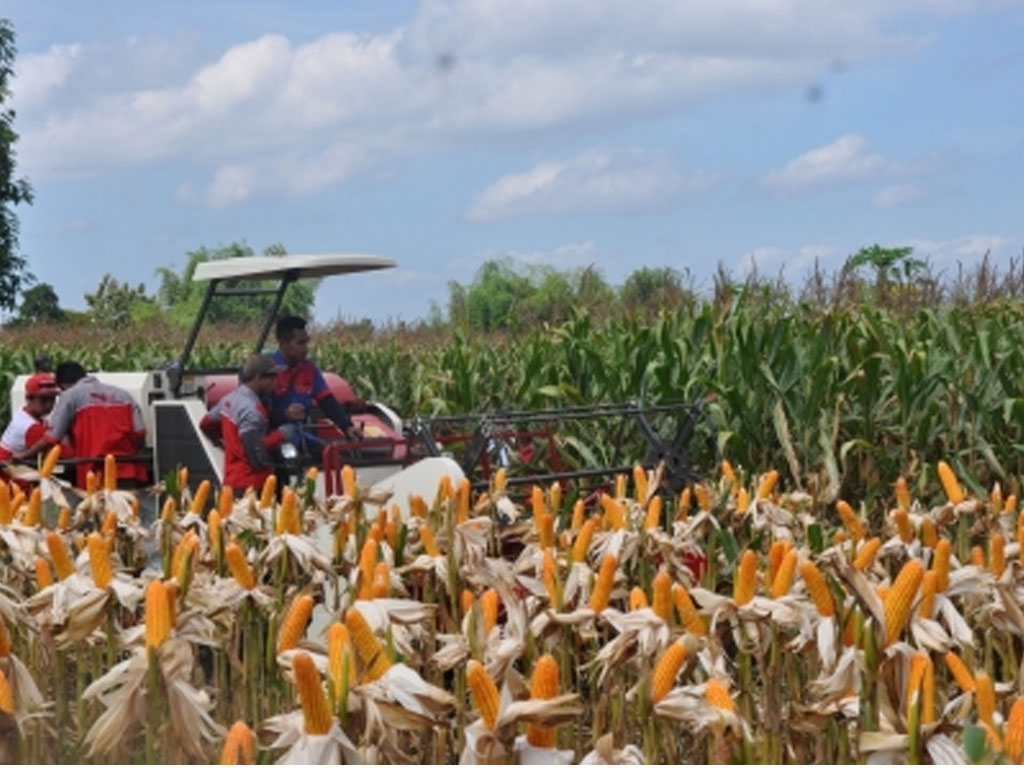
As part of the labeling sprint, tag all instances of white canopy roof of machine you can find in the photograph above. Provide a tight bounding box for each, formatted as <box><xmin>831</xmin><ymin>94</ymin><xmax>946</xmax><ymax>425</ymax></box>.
<box><xmin>192</xmin><ymin>254</ymin><xmax>396</xmax><ymax>282</ymax></box>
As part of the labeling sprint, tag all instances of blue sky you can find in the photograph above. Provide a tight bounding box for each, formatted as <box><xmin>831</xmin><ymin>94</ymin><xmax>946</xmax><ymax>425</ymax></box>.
<box><xmin>4</xmin><ymin>0</ymin><xmax>1023</xmax><ymax>325</ymax></box>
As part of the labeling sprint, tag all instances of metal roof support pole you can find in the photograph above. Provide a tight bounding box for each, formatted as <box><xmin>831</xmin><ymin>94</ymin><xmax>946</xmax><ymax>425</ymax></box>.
<box><xmin>253</xmin><ymin>270</ymin><xmax>297</xmax><ymax>354</ymax></box>
<box><xmin>176</xmin><ymin>279</ymin><xmax>219</xmax><ymax>393</ymax></box>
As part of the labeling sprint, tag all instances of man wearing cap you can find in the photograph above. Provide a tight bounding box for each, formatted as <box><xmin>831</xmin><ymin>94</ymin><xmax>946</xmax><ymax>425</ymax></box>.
<box><xmin>27</xmin><ymin>362</ymin><xmax>149</xmax><ymax>489</ymax></box>
<box><xmin>0</xmin><ymin>373</ymin><xmax>60</xmax><ymax>462</ymax></box>
<box><xmin>200</xmin><ymin>354</ymin><xmax>297</xmax><ymax>492</ymax></box>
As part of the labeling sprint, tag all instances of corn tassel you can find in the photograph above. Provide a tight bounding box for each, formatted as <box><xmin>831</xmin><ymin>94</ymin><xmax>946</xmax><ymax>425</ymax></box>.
<box><xmin>526</xmin><ymin>654</ymin><xmax>559</xmax><ymax>747</ymax></box>
<box><xmin>918</xmin><ymin>570</ymin><xmax>937</xmax><ymax>619</ymax></box>
<box><xmin>220</xmin><ymin>720</ymin><xmax>256</xmax><ymax>765</ymax></box>
<box><xmin>467</xmin><ymin>660</ymin><xmax>500</xmax><ymax>731</ymax></box>
<box><xmin>328</xmin><ymin>622</ymin><xmax>356</xmax><ymax>703</ymax></box>
<box><xmin>259</xmin><ymin>474</ymin><xmax>277</xmax><ymax>508</ymax></box>
<box><xmin>800</xmin><ymin>560</ymin><xmax>834</xmax><ymax>617</ymax></box>
<box><xmin>629</xmin><ymin>587</ymin><xmax>648</xmax><ymax>611</ymax></box>
<box><xmin>225</xmin><ymin>541</ymin><xmax>255</xmax><ymax>590</ymax></box>
<box><xmin>145</xmin><ymin>579</ymin><xmax>172</xmax><ymax>649</ymax></box>
<box><xmin>35</xmin><ymin>556</ymin><xmax>53</xmax><ymax>590</ymax></box>
<box><xmin>651</xmin><ymin>640</ymin><xmax>687</xmax><ymax>704</ymax></box>
<box><xmin>937</xmin><ymin>461</ymin><xmax>964</xmax><ymax>504</ymax></box>
<box><xmin>571</xmin><ymin>518</ymin><xmax>596</xmax><ymax>563</ymax></box>
<box><xmin>590</xmin><ymin>554</ymin><xmax>617</xmax><ymax>613</ymax></box>
<box><xmin>883</xmin><ymin>559</ymin><xmax>924</xmax><ymax>646</ymax></box>
<box><xmin>87</xmin><ymin>531</ymin><xmax>113</xmax><ymax>590</ymax></box>
<box><xmin>481</xmin><ymin>588</ymin><xmax>500</xmax><ymax>634</ymax></box>
<box><xmin>39</xmin><ymin>443</ymin><xmax>62</xmax><ymax>479</ymax></box>
<box><xmin>345</xmin><ymin>607</ymin><xmax>391</xmax><ymax>681</ymax></box>
<box><xmin>705</xmin><ymin>679</ymin><xmax>735</xmax><ymax>712</ymax></box>
<box><xmin>0</xmin><ymin>669</ymin><xmax>12</xmax><ymax>713</ymax></box>
<box><xmin>278</xmin><ymin>594</ymin><xmax>314</xmax><ymax>653</ymax></box>
<box><xmin>933</xmin><ymin>538</ymin><xmax>951</xmax><ymax>592</ymax></box>
<box><xmin>944</xmin><ymin>651</ymin><xmax>976</xmax><ymax>693</ymax></box>
<box><xmin>46</xmin><ymin>531</ymin><xmax>74</xmax><ymax>580</ymax></box>
<box><xmin>293</xmin><ymin>651</ymin><xmax>332</xmax><ymax>735</ymax></box>
<box><xmin>853</xmin><ymin>537</ymin><xmax>882</xmax><ymax>571</ymax></box>
<box><xmin>733</xmin><ymin>549</ymin><xmax>757</xmax><ymax>606</ymax></box>
<box><xmin>757</xmin><ymin>469</ymin><xmax>779</xmax><ymax>500</ymax></box>
<box><xmin>672</xmin><ymin>583</ymin><xmax>707</xmax><ymax>636</ymax></box>
<box><xmin>771</xmin><ymin>549</ymin><xmax>798</xmax><ymax>598</ymax></box>
<box><xmin>1005</xmin><ymin>697</ymin><xmax>1024</xmax><ymax>763</ymax></box>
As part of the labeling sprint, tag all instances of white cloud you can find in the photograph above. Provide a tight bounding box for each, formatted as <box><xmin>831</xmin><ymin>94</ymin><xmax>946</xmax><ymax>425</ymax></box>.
<box><xmin>900</xmin><ymin>234</ymin><xmax>1009</xmax><ymax>263</ymax></box>
<box><xmin>873</xmin><ymin>184</ymin><xmax>926</xmax><ymax>208</ymax></box>
<box><xmin>13</xmin><ymin>43</ymin><xmax>82</xmax><ymax>108</ymax></box>
<box><xmin>763</xmin><ymin>134</ymin><xmax>899</xmax><ymax>192</ymax></box>
<box><xmin>466</xmin><ymin>150</ymin><xmax>693</xmax><ymax>221</ymax></box>
<box><xmin>736</xmin><ymin>244</ymin><xmax>843</xmax><ymax>277</ymax></box>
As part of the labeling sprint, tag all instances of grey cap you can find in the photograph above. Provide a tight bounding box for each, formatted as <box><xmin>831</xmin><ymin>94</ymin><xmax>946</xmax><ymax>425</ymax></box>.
<box><xmin>239</xmin><ymin>353</ymin><xmax>285</xmax><ymax>382</ymax></box>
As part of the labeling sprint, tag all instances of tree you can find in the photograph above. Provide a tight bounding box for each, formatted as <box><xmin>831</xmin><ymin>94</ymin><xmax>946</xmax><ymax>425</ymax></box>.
<box><xmin>10</xmin><ymin>282</ymin><xmax>64</xmax><ymax>326</ymax></box>
<box><xmin>620</xmin><ymin>267</ymin><xmax>692</xmax><ymax>312</ymax></box>
<box><xmin>155</xmin><ymin>242</ymin><xmax>318</xmax><ymax>327</ymax></box>
<box><xmin>85</xmin><ymin>275</ymin><xmax>153</xmax><ymax>328</ymax></box>
<box><xmin>0</xmin><ymin>18</ymin><xmax>34</xmax><ymax>312</ymax></box>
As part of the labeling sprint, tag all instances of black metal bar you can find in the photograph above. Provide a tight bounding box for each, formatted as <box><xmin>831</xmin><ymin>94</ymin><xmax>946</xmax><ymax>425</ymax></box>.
<box><xmin>254</xmin><ymin>270</ymin><xmax>296</xmax><ymax>354</ymax></box>
<box><xmin>177</xmin><ymin>280</ymin><xmax>219</xmax><ymax>391</ymax></box>
<box><xmin>425</xmin><ymin>402</ymin><xmax>689</xmax><ymax>426</ymax></box>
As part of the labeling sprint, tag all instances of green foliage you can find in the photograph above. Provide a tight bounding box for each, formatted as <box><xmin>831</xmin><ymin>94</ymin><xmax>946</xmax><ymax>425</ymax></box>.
<box><xmin>619</xmin><ymin>266</ymin><xmax>694</xmax><ymax>312</ymax></box>
<box><xmin>10</xmin><ymin>282</ymin><xmax>64</xmax><ymax>326</ymax></box>
<box><xmin>155</xmin><ymin>242</ymin><xmax>318</xmax><ymax>327</ymax></box>
<box><xmin>85</xmin><ymin>275</ymin><xmax>154</xmax><ymax>328</ymax></box>
<box><xmin>0</xmin><ymin>18</ymin><xmax>34</xmax><ymax>312</ymax></box>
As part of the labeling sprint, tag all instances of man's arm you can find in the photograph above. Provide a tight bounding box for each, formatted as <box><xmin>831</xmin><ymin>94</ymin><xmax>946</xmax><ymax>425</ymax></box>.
<box><xmin>309</xmin><ymin>364</ymin><xmax>360</xmax><ymax>438</ymax></box>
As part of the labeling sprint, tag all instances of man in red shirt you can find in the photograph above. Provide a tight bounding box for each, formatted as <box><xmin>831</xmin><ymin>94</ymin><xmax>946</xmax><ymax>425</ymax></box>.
<box><xmin>35</xmin><ymin>362</ymin><xmax>148</xmax><ymax>489</ymax></box>
<box><xmin>201</xmin><ymin>354</ymin><xmax>296</xmax><ymax>493</ymax></box>
<box><xmin>0</xmin><ymin>373</ymin><xmax>60</xmax><ymax>462</ymax></box>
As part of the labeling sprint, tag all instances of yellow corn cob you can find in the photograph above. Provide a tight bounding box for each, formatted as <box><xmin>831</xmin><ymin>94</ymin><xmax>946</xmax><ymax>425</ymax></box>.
<box><xmin>87</xmin><ymin>532</ymin><xmax>113</xmax><ymax>590</ymax></box>
<box><xmin>278</xmin><ymin>594</ymin><xmax>314</xmax><ymax>653</ymax></box>
<box><xmin>218</xmin><ymin>485</ymin><xmax>234</xmax><ymax>519</ymax></box>
<box><xmin>800</xmin><ymin>560</ymin><xmax>834</xmax><ymax>617</ymax></box>
<box><xmin>672</xmin><ymin>583</ymin><xmax>707</xmax><ymax>636</ymax></box>
<box><xmin>220</xmin><ymin>720</ymin><xmax>255</xmax><ymax>765</ymax></box>
<box><xmin>420</xmin><ymin>525</ymin><xmax>440</xmax><ymax>557</ymax></box>
<box><xmin>895</xmin><ymin>476</ymin><xmax>911</xmax><ymax>509</ymax></box>
<box><xmin>259</xmin><ymin>474</ymin><xmax>277</xmax><ymax>508</ymax></box>
<box><xmin>225</xmin><ymin>541</ymin><xmax>255</xmax><ymax>590</ymax></box>
<box><xmin>346</xmin><ymin>607</ymin><xmax>391</xmax><ymax>681</ymax></box>
<box><xmin>82</xmin><ymin>470</ymin><xmax>97</xmax><ymax>496</ymax></box>
<box><xmin>757</xmin><ymin>469</ymin><xmax>779</xmax><ymax>500</ymax></box>
<box><xmin>976</xmin><ymin>672</ymin><xmax>996</xmax><ymax>726</ymax></box>
<box><xmin>410</xmin><ymin>494</ymin><xmax>427</xmax><ymax>518</ymax></box>
<box><xmin>536</xmin><ymin>512</ymin><xmax>554</xmax><ymax>550</ymax></box>
<box><xmin>570</xmin><ymin>499</ymin><xmax>585</xmax><ymax>531</ymax></box>
<box><xmin>481</xmin><ymin>588</ymin><xmax>500</xmax><ymax>634</ymax></box>
<box><xmin>439</xmin><ymin>474</ymin><xmax>453</xmax><ymax>502</ymax></box>
<box><xmin>842</xmin><ymin>608</ymin><xmax>859</xmax><ymax>647</ymax></box>
<box><xmin>0</xmin><ymin>481</ymin><xmax>9</xmax><ymax>525</ymax></box>
<box><xmin>177</xmin><ymin>465</ymin><xmax>189</xmax><ymax>492</ymax></box>
<box><xmin>8</xmin><ymin>489</ymin><xmax>23</xmax><ymax>520</ymax></box>
<box><xmin>590</xmin><ymin>554</ymin><xmax>617</xmax><ymax>613</ymax></box>
<box><xmin>652</xmin><ymin>570</ymin><xmax>672</xmax><ymax>622</ymax></box>
<box><xmin>103</xmin><ymin>453</ymin><xmax>117</xmax><ymax>492</ymax></box>
<box><xmin>721</xmin><ymin>458</ymin><xmax>736</xmax><ymax>487</ymax></box>
<box><xmin>277</xmin><ymin>487</ymin><xmax>300</xmax><ymax>535</ymax></box>
<box><xmin>991</xmin><ymin>482</ymin><xmax>1003</xmax><ymax>515</ymax></box>
<box><xmin>101</xmin><ymin>510</ymin><xmax>117</xmax><ymax>537</ymax></box>
<box><xmin>367</xmin><ymin>522</ymin><xmax>384</xmax><ymax>544</ymax></box>
<box><xmin>24</xmin><ymin>487</ymin><xmax>41</xmax><ymax>527</ymax></box>
<box><xmin>456</xmin><ymin>477</ymin><xmax>470</xmax><ymax>524</ymax></box>
<box><xmin>531</xmin><ymin>485</ymin><xmax>546</xmax><ymax>519</ymax></box>
<box><xmin>35</xmin><ymin>556</ymin><xmax>53</xmax><ymax>590</ymax></box>
<box><xmin>54</xmin><ymin>506</ymin><xmax>69</xmax><ymax>530</ymax></box>
<box><xmin>944</xmin><ymin>651</ymin><xmax>976</xmax><ymax>693</ymax></box>
<box><xmin>46</xmin><ymin>531</ymin><xmax>74</xmax><ymax>581</ymax></box>
<box><xmin>341</xmin><ymin>465</ymin><xmax>356</xmax><ymax>498</ymax></box>
<box><xmin>651</xmin><ymin>640</ymin><xmax>687</xmax><ymax>704</ymax></box>
<box><xmin>0</xmin><ymin>668</ymin><xmax>12</xmax><ymax>713</ymax></box>
<box><xmin>694</xmin><ymin>483</ymin><xmax>711</xmax><ymax>511</ymax></box>
<box><xmin>208</xmin><ymin>509</ymin><xmax>222</xmax><ymax>558</ymax></box>
<box><xmin>906</xmin><ymin>652</ymin><xmax>927</xmax><ymax>723</ymax></box>
<box><xmin>571</xmin><ymin>518</ymin><xmax>596</xmax><ymax>563</ymax></box>
<box><xmin>629</xmin><ymin>586</ymin><xmax>648</xmax><ymax>611</ymax></box>
<box><xmin>933</xmin><ymin>538</ymin><xmax>951</xmax><ymax>591</ymax></box>
<box><xmin>293</xmin><ymin>651</ymin><xmax>332</xmax><ymax>735</ymax></box>
<box><xmin>327</xmin><ymin>622</ymin><xmax>356</xmax><ymax>703</ymax></box>
<box><xmin>171</xmin><ymin>530</ymin><xmax>198</xmax><ymax>584</ymax></box>
<box><xmin>1006</xmin><ymin>696</ymin><xmax>1024</xmax><ymax>763</ymax></box>
<box><xmin>918</xmin><ymin>570</ymin><xmax>937</xmax><ymax>619</ymax></box>
<box><xmin>191</xmin><ymin>478</ymin><xmax>211</xmax><ymax>516</ymax></box>
<box><xmin>145</xmin><ymin>579</ymin><xmax>171</xmax><ymax>649</ymax></box>
<box><xmin>676</xmin><ymin>487</ymin><xmax>691</xmax><ymax>520</ymax></box>
<box><xmin>705</xmin><ymin>679</ymin><xmax>735</xmax><ymax>711</ymax></box>
<box><xmin>372</xmin><ymin>562</ymin><xmax>390</xmax><ymax>599</ymax></box>
<box><xmin>921</xmin><ymin>517</ymin><xmax>938</xmax><ymax>548</ymax></box>
<box><xmin>467</xmin><ymin>659</ymin><xmax>500</xmax><ymax>731</ymax></box>
<box><xmin>853</xmin><ymin>537</ymin><xmax>882</xmax><ymax>571</ymax></box>
<box><xmin>736</xmin><ymin>487</ymin><xmax>750</xmax><ymax>513</ymax></box>
<box><xmin>600</xmin><ymin>494</ymin><xmax>626</xmax><ymax>531</ymax></box>
<box><xmin>614</xmin><ymin>473</ymin><xmax>626</xmax><ymax>499</ymax></box>
<box><xmin>733</xmin><ymin>549</ymin><xmax>757</xmax><ymax>606</ymax></box>
<box><xmin>526</xmin><ymin>654</ymin><xmax>559</xmax><ymax>747</ymax></box>
<box><xmin>385</xmin><ymin>519</ymin><xmax>398</xmax><ymax>550</ymax></box>
<box><xmin>771</xmin><ymin>549</ymin><xmax>798</xmax><ymax>598</ymax></box>
<box><xmin>836</xmin><ymin>500</ymin><xmax>864</xmax><ymax>541</ymax></box>
<box><xmin>165</xmin><ymin>582</ymin><xmax>177</xmax><ymax>628</ymax></box>
<box><xmin>937</xmin><ymin>461</ymin><xmax>964</xmax><ymax>504</ymax></box>
<box><xmin>161</xmin><ymin>497</ymin><xmax>176</xmax><ymax>525</ymax></box>
<box><xmin>542</xmin><ymin>549</ymin><xmax>558</xmax><ymax>607</ymax></box>
<box><xmin>971</xmin><ymin>545</ymin><xmax>985</xmax><ymax>567</ymax></box>
<box><xmin>461</xmin><ymin>589</ymin><xmax>474</xmax><ymax>617</ymax></box>
<box><xmin>357</xmin><ymin>539</ymin><xmax>377</xmax><ymax>601</ymax></box>
<box><xmin>767</xmin><ymin>540</ymin><xmax>787</xmax><ymax>586</ymax></box>
<box><xmin>893</xmin><ymin>507</ymin><xmax>913</xmax><ymax>543</ymax></box>
<box><xmin>493</xmin><ymin>467</ymin><xmax>507</xmax><ymax>493</ymax></box>
<box><xmin>633</xmin><ymin>465</ymin><xmax>648</xmax><ymax>503</ymax></box>
<box><xmin>40</xmin><ymin>443</ymin><xmax>62</xmax><ymax>479</ymax></box>
<box><xmin>644</xmin><ymin>495</ymin><xmax>663</xmax><ymax>530</ymax></box>
<box><xmin>883</xmin><ymin>559</ymin><xmax>924</xmax><ymax>646</ymax></box>
<box><xmin>1006</xmin><ymin>493</ymin><xmax>1018</xmax><ymax>514</ymax></box>
<box><xmin>991</xmin><ymin>533</ymin><xmax>1006</xmax><ymax>578</ymax></box>
<box><xmin>0</xmin><ymin>618</ymin><xmax>9</xmax><ymax>657</ymax></box>
<box><xmin>921</xmin><ymin>654</ymin><xmax>935</xmax><ymax>725</ymax></box>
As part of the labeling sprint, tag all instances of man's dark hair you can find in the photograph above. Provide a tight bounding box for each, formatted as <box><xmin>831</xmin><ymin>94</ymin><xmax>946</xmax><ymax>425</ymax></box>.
<box><xmin>55</xmin><ymin>361</ymin><xmax>87</xmax><ymax>386</ymax></box>
<box><xmin>275</xmin><ymin>315</ymin><xmax>307</xmax><ymax>343</ymax></box>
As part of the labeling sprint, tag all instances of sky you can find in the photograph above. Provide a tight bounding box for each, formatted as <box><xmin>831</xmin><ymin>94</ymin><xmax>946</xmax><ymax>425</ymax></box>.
<box><xmin>3</xmin><ymin>0</ymin><xmax>1023</xmax><ymax>326</ymax></box>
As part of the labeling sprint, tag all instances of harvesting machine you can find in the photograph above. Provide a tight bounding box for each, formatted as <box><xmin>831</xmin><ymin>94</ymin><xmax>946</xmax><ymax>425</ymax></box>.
<box><xmin>7</xmin><ymin>254</ymin><xmax>702</xmax><ymax>513</ymax></box>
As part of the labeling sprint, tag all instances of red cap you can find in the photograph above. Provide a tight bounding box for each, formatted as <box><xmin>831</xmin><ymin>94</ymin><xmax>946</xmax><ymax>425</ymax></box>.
<box><xmin>25</xmin><ymin>373</ymin><xmax>59</xmax><ymax>397</ymax></box>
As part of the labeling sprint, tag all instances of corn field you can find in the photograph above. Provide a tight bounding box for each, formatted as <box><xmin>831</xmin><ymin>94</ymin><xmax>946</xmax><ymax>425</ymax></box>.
<box><xmin>1</xmin><ymin>448</ymin><xmax>1024</xmax><ymax>763</ymax></box>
